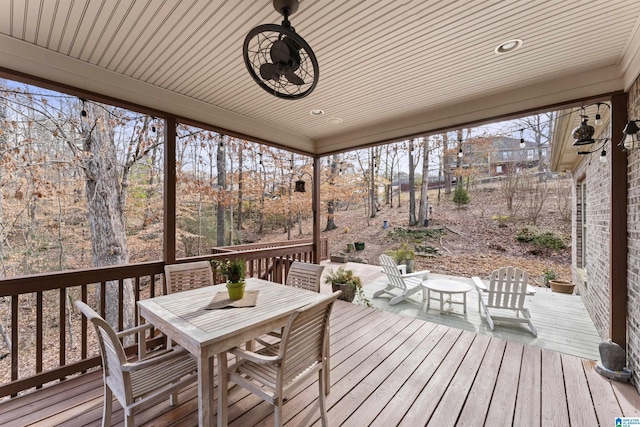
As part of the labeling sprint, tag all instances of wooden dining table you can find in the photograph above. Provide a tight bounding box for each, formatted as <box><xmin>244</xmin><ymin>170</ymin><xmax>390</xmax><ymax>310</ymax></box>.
<box><xmin>137</xmin><ymin>277</ymin><xmax>328</xmax><ymax>427</ymax></box>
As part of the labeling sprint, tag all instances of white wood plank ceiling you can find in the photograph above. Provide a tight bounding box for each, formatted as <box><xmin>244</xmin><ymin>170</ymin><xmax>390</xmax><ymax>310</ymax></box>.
<box><xmin>1</xmin><ymin>0</ymin><xmax>640</xmax><ymax>155</ymax></box>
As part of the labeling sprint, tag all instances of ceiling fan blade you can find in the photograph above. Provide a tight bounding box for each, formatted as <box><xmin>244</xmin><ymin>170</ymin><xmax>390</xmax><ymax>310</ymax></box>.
<box><xmin>260</xmin><ymin>63</ymin><xmax>281</xmax><ymax>81</ymax></box>
<box><xmin>270</xmin><ymin>40</ymin><xmax>290</xmax><ymax>64</ymax></box>
<box><xmin>284</xmin><ymin>71</ymin><xmax>304</xmax><ymax>85</ymax></box>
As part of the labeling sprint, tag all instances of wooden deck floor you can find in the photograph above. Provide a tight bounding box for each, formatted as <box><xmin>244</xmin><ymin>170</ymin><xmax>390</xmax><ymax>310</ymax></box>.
<box><xmin>1</xmin><ymin>300</ymin><xmax>638</xmax><ymax>426</ymax></box>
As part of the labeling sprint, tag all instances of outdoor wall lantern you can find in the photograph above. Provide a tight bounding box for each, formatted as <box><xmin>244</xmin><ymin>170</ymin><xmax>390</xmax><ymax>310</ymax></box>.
<box><xmin>294</xmin><ymin>171</ymin><xmax>313</xmax><ymax>193</ymax></box>
<box><xmin>572</xmin><ymin>115</ymin><xmax>595</xmax><ymax>146</ymax></box>
<box><xmin>620</xmin><ymin>120</ymin><xmax>640</xmax><ymax>151</ymax></box>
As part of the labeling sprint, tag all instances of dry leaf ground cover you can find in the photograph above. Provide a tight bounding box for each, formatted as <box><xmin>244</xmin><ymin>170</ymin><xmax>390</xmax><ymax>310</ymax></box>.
<box><xmin>313</xmin><ymin>185</ymin><xmax>572</xmax><ymax>284</ymax></box>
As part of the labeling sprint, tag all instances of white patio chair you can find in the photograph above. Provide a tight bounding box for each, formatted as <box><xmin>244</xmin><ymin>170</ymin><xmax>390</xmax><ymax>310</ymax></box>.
<box><xmin>164</xmin><ymin>260</ymin><xmax>214</xmax><ymax>294</ymax></box>
<box><xmin>374</xmin><ymin>254</ymin><xmax>430</xmax><ymax>305</ymax></box>
<box><xmin>75</xmin><ymin>301</ymin><xmax>197</xmax><ymax>427</ymax></box>
<box><xmin>222</xmin><ymin>291</ymin><xmax>341</xmax><ymax>427</ymax></box>
<box><xmin>285</xmin><ymin>261</ymin><xmax>325</xmax><ymax>292</ymax></box>
<box><xmin>471</xmin><ymin>266</ymin><xmax>537</xmax><ymax>336</ymax></box>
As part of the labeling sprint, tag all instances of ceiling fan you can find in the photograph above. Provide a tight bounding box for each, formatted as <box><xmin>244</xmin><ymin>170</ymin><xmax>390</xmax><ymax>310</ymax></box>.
<box><xmin>243</xmin><ymin>0</ymin><xmax>319</xmax><ymax>100</ymax></box>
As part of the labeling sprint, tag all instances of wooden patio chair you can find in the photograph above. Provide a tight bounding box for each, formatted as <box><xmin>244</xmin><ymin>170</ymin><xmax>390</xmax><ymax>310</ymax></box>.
<box><xmin>471</xmin><ymin>266</ymin><xmax>537</xmax><ymax>336</ymax></box>
<box><xmin>374</xmin><ymin>254</ymin><xmax>430</xmax><ymax>305</ymax></box>
<box><xmin>164</xmin><ymin>260</ymin><xmax>213</xmax><ymax>294</ymax></box>
<box><xmin>75</xmin><ymin>301</ymin><xmax>197</xmax><ymax>427</ymax></box>
<box><xmin>222</xmin><ymin>291</ymin><xmax>341</xmax><ymax>427</ymax></box>
<box><xmin>285</xmin><ymin>261</ymin><xmax>325</xmax><ymax>292</ymax></box>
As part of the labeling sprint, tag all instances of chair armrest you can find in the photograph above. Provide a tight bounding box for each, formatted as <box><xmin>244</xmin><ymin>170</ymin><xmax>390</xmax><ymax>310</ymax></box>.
<box><xmin>115</xmin><ymin>322</ymin><xmax>153</xmax><ymax>339</ymax></box>
<box><xmin>230</xmin><ymin>347</ymin><xmax>281</xmax><ymax>365</ymax></box>
<box><xmin>122</xmin><ymin>346</ymin><xmax>190</xmax><ymax>372</ymax></box>
<box><xmin>402</xmin><ymin>269</ymin><xmax>429</xmax><ymax>280</ymax></box>
<box><xmin>471</xmin><ymin>276</ymin><xmax>487</xmax><ymax>291</ymax></box>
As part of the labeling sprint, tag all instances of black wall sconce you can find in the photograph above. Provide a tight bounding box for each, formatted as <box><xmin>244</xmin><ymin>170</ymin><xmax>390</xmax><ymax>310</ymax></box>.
<box><xmin>621</xmin><ymin>120</ymin><xmax>640</xmax><ymax>151</ymax></box>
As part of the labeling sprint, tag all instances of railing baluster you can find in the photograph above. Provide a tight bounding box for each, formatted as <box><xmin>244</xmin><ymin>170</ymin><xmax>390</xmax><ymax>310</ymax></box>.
<box><xmin>134</xmin><ymin>276</ymin><xmax>140</xmax><ymax>326</ymax></box>
<box><xmin>100</xmin><ymin>281</ymin><xmax>106</xmax><ymax>319</ymax></box>
<box><xmin>59</xmin><ymin>288</ymin><xmax>66</xmax><ymax>379</ymax></box>
<box><xmin>11</xmin><ymin>295</ymin><xmax>18</xmax><ymax>394</ymax></box>
<box><xmin>118</xmin><ymin>279</ymin><xmax>124</xmax><ymax>332</ymax></box>
<box><xmin>36</xmin><ymin>291</ymin><xmax>43</xmax><ymax>387</ymax></box>
<box><xmin>81</xmin><ymin>285</ymin><xmax>87</xmax><ymax>361</ymax></box>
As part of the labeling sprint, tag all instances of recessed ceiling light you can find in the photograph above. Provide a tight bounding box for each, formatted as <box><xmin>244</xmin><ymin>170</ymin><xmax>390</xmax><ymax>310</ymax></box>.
<box><xmin>327</xmin><ymin>117</ymin><xmax>343</xmax><ymax>125</ymax></box>
<box><xmin>310</xmin><ymin>109</ymin><xmax>325</xmax><ymax>116</ymax></box>
<box><xmin>494</xmin><ymin>39</ymin><xmax>523</xmax><ymax>55</ymax></box>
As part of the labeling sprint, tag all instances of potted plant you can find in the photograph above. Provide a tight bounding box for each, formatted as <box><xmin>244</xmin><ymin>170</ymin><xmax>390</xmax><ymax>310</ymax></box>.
<box><xmin>212</xmin><ymin>258</ymin><xmax>246</xmax><ymax>300</ymax></box>
<box><xmin>388</xmin><ymin>244</ymin><xmax>415</xmax><ymax>273</ymax></box>
<box><xmin>542</xmin><ymin>267</ymin><xmax>575</xmax><ymax>294</ymax></box>
<box><xmin>324</xmin><ymin>266</ymin><xmax>371</xmax><ymax>307</ymax></box>
<box><xmin>541</xmin><ymin>268</ymin><xmax>558</xmax><ymax>288</ymax></box>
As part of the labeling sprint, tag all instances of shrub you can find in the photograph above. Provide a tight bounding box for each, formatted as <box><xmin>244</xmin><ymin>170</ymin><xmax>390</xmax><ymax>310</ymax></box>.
<box><xmin>533</xmin><ymin>232</ymin><xmax>566</xmax><ymax>249</ymax></box>
<box><xmin>453</xmin><ymin>185</ymin><xmax>470</xmax><ymax>207</ymax></box>
<box><xmin>516</xmin><ymin>228</ymin><xmax>566</xmax><ymax>250</ymax></box>
<box><xmin>387</xmin><ymin>244</ymin><xmax>415</xmax><ymax>264</ymax></box>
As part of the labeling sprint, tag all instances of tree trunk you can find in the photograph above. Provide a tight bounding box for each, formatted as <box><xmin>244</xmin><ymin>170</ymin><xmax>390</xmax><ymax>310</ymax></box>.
<box><xmin>408</xmin><ymin>139</ymin><xmax>417</xmax><ymax>225</ymax></box>
<box><xmin>324</xmin><ymin>155</ymin><xmax>339</xmax><ymax>231</ymax></box>
<box><xmin>287</xmin><ymin>152</ymin><xmax>294</xmax><ymax>240</ymax></box>
<box><xmin>370</xmin><ymin>147</ymin><xmax>377</xmax><ymax>219</ymax></box>
<box><xmin>418</xmin><ymin>138</ymin><xmax>430</xmax><ymax>224</ymax></box>
<box><xmin>236</xmin><ymin>143</ymin><xmax>243</xmax><ymax>241</ymax></box>
<box><xmin>216</xmin><ymin>136</ymin><xmax>227</xmax><ymax>246</ymax></box>
<box><xmin>81</xmin><ymin>104</ymin><xmax>133</xmax><ymax>329</ymax></box>
<box><xmin>443</xmin><ymin>133</ymin><xmax>452</xmax><ymax>195</ymax></box>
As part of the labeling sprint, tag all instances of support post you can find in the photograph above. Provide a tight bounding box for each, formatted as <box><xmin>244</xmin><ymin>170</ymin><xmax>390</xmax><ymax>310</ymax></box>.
<box><xmin>610</xmin><ymin>92</ymin><xmax>628</xmax><ymax>348</ymax></box>
<box><xmin>164</xmin><ymin>117</ymin><xmax>177</xmax><ymax>266</ymax></box>
<box><xmin>313</xmin><ymin>156</ymin><xmax>321</xmax><ymax>264</ymax></box>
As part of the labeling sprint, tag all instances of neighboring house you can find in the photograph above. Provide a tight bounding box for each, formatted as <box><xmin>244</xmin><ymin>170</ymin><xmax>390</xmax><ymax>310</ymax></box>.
<box><xmin>453</xmin><ymin>136</ymin><xmax>548</xmax><ymax>177</ymax></box>
<box><xmin>488</xmin><ymin>136</ymin><xmax>548</xmax><ymax>176</ymax></box>
<box><xmin>551</xmin><ymin>86</ymin><xmax>640</xmax><ymax>391</ymax></box>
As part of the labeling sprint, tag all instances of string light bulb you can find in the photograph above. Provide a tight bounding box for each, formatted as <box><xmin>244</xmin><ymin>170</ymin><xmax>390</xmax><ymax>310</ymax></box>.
<box><xmin>595</xmin><ymin>103</ymin><xmax>602</xmax><ymax>126</ymax></box>
<box><xmin>457</xmin><ymin>147</ymin><xmax>463</xmax><ymax>158</ymax></box>
<box><xmin>519</xmin><ymin>129</ymin><xmax>526</xmax><ymax>148</ymax></box>
<box><xmin>599</xmin><ymin>149</ymin><xmax>607</xmax><ymax>163</ymax></box>
<box><xmin>80</xmin><ymin>99</ymin><xmax>88</xmax><ymax>122</ymax></box>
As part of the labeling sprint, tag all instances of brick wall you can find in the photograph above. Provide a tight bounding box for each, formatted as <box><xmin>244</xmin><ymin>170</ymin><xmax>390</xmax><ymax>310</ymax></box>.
<box><xmin>627</xmin><ymin>76</ymin><xmax>640</xmax><ymax>388</ymax></box>
<box><xmin>572</xmin><ymin>141</ymin><xmax>611</xmax><ymax>340</ymax></box>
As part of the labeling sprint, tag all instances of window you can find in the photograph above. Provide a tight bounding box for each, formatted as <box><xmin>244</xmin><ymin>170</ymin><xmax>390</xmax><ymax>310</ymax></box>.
<box><xmin>577</xmin><ymin>180</ymin><xmax>587</xmax><ymax>267</ymax></box>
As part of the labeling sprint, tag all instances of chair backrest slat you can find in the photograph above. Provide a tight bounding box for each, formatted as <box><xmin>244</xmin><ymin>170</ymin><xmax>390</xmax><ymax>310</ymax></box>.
<box><xmin>165</xmin><ymin>261</ymin><xmax>214</xmax><ymax>294</ymax></box>
<box><xmin>285</xmin><ymin>261</ymin><xmax>324</xmax><ymax>292</ymax></box>
<box><xmin>379</xmin><ymin>254</ymin><xmax>408</xmax><ymax>291</ymax></box>
<box><xmin>487</xmin><ymin>266</ymin><xmax>528</xmax><ymax>309</ymax></box>
<box><xmin>75</xmin><ymin>301</ymin><xmax>132</xmax><ymax>404</ymax></box>
<box><xmin>279</xmin><ymin>292</ymin><xmax>339</xmax><ymax>385</ymax></box>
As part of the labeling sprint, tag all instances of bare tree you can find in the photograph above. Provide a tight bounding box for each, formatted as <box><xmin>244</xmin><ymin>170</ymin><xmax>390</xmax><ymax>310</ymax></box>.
<box><xmin>522</xmin><ymin>176</ymin><xmax>549</xmax><ymax>224</ymax></box>
<box><xmin>408</xmin><ymin>138</ymin><xmax>417</xmax><ymax>225</ymax></box>
<box><xmin>500</xmin><ymin>163</ymin><xmax>522</xmax><ymax>215</ymax></box>
<box><xmin>513</xmin><ymin>112</ymin><xmax>555</xmax><ymax>173</ymax></box>
<box><xmin>418</xmin><ymin>137</ymin><xmax>430</xmax><ymax>225</ymax></box>
<box><xmin>216</xmin><ymin>136</ymin><xmax>227</xmax><ymax>246</ymax></box>
<box><xmin>324</xmin><ymin>155</ymin><xmax>339</xmax><ymax>231</ymax></box>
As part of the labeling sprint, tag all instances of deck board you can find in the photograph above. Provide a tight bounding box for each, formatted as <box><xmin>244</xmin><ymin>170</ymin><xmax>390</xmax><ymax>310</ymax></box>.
<box><xmin>540</xmin><ymin>349</ymin><xmax>570</xmax><ymax>426</ymax></box>
<box><xmin>0</xmin><ymin>300</ymin><xmax>637</xmax><ymax>426</ymax></box>
<box><xmin>513</xmin><ymin>344</ymin><xmax>542</xmax><ymax>427</ymax></box>
<box><xmin>484</xmin><ymin>341</ymin><xmax>524</xmax><ymax>426</ymax></box>
<box><xmin>562</xmin><ymin>353</ymin><xmax>599</xmax><ymax>426</ymax></box>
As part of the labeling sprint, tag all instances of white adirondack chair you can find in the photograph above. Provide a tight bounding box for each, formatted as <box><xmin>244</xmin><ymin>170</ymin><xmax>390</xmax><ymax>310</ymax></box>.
<box><xmin>375</xmin><ymin>254</ymin><xmax>430</xmax><ymax>305</ymax></box>
<box><xmin>471</xmin><ymin>266</ymin><xmax>537</xmax><ymax>336</ymax></box>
